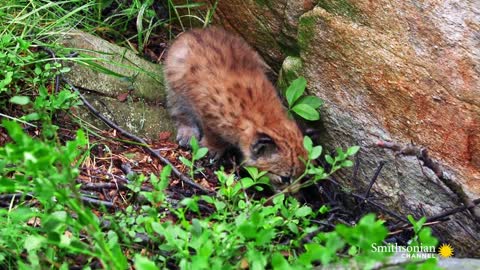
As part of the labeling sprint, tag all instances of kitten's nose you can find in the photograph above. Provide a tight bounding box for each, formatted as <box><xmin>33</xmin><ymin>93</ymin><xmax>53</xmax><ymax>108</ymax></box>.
<box><xmin>280</xmin><ymin>176</ymin><xmax>291</xmax><ymax>183</ymax></box>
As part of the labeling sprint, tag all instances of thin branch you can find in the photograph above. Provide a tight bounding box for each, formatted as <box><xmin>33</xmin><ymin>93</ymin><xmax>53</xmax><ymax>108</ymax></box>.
<box><xmin>351</xmin><ymin>192</ymin><xmax>409</xmax><ymax>223</ymax></box>
<box><xmin>352</xmin><ymin>153</ymin><xmax>360</xmax><ymax>183</ymax></box>
<box><xmin>364</xmin><ymin>161</ymin><xmax>386</xmax><ymax>199</ymax></box>
<box><xmin>63</xmin><ymin>77</ymin><xmax>211</xmax><ymax>194</ymax></box>
<box><xmin>388</xmin><ymin>220</ymin><xmax>445</xmax><ymax>236</ymax></box>
<box><xmin>377</xmin><ymin>140</ymin><xmax>480</xmax><ymax>222</ymax></box>
<box><xmin>0</xmin><ymin>193</ymin><xmax>33</xmax><ymax>201</ymax></box>
<box><xmin>326</xmin><ymin>178</ymin><xmax>408</xmax><ymax>223</ymax></box>
<box><xmin>0</xmin><ymin>113</ymin><xmax>37</xmax><ymax>128</ymax></box>
<box><xmin>426</xmin><ymin>197</ymin><xmax>480</xmax><ymax>223</ymax></box>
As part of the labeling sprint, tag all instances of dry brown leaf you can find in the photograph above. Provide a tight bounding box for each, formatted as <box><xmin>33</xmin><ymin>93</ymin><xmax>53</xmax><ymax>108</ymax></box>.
<box><xmin>117</xmin><ymin>92</ymin><xmax>129</xmax><ymax>102</ymax></box>
<box><xmin>158</xmin><ymin>131</ymin><xmax>171</xmax><ymax>141</ymax></box>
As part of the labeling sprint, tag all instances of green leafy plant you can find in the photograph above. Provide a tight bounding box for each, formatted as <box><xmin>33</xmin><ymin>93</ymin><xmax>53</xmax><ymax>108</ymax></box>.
<box><xmin>278</xmin><ymin>136</ymin><xmax>359</xmax><ymax>193</ymax></box>
<box><xmin>0</xmin><ymin>120</ymin><xmax>128</xmax><ymax>269</ymax></box>
<box><xmin>285</xmin><ymin>77</ymin><xmax>324</xmax><ymax>121</ymax></box>
<box><xmin>402</xmin><ymin>215</ymin><xmax>442</xmax><ymax>270</ymax></box>
<box><xmin>179</xmin><ymin>136</ymin><xmax>208</xmax><ymax>179</ymax></box>
<box><xmin>0</xmin><ymin>119</ymin><xmax>438</xmax><ymax>269</ymax></box>
<box><xmin>407</xmin><ymin>215</ymin><xmax>438</xmax><ymax>249</ymax></box>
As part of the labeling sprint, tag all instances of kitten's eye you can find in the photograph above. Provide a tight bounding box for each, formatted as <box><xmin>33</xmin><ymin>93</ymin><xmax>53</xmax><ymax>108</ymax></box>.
<box><xmin>251</xmin><ymin>133</ymin><xmax>277</xmax><ymax>158</ymax></box>
<box><xmin>254</xmin><ymin>144</ymin><xmax>267</xmax><ymax>156</ymax></box>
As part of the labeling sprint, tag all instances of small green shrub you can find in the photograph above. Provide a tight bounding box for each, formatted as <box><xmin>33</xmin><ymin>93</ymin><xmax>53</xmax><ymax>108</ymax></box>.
<box><xmin>179</xmin><ymin>136</ymin><xmax>209</xmax><ymax>179</ymax></box>
<box><xmin>0</xmin><ymin>120</ymin><xmax>128</xmax><ymax>269</ymax></box>
<box><xmin>285</xmin><ymin>77</ymin><xmax>323</xmax><ymax>121</ymax></box>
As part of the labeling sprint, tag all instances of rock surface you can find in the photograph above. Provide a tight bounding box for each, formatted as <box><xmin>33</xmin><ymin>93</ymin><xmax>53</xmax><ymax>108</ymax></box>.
<box><xmin>204</xmin><ymin>0</ymin><xmax>315</xmax><ymax>70</ymax></box>
<box><xmin>205</xmin><ymin>0</ymin><xmax>480</xmax><ymax>257</ymax></box>
<box><xmin>59</xmin><ymin>30</ymin><xmax>173</xmax><ymax>139</ymax></box>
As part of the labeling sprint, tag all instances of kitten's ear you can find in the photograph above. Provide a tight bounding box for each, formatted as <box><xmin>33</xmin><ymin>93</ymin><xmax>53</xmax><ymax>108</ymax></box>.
<box><xmin>251</xmin><ymin>133</ymin><xmax>277</xmax><ymax>158</ymax></box>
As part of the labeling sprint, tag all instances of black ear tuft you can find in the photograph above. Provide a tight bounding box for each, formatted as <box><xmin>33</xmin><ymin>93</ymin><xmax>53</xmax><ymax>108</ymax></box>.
<box><xmin>251</xmin><ymin>133</ymin><xmax>277</xmax><ymax>157</ymax></box>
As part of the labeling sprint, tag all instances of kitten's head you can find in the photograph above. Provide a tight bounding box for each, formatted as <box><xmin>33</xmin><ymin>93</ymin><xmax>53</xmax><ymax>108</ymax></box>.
<box><xmin>243</xmin><ymin>124</ymin><xmax>308</xmax><ymax>193</ymax></box>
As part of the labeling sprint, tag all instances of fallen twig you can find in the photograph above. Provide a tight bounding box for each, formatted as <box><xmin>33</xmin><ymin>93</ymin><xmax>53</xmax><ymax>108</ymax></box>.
<box><xmin>63</xmin><ymin>77</ymin><xmax>211</xmax><ymax>194</ymax></box>
<box><xmin>0</xmin><ymin>192</ymin><xmax>115</xmax><ymax>209</ymax></box>
<box><xmin>79</xmin><ymin>181</ymin><xmax>129</xmax><ymax>191</ymax></box>
<box><xmin>0</xmin><ymin>193</ymin><xmax>33</xmax><ymax>201</ymax></box>
<box><xmin>80</xmin><ymin>195</ymin><xmax>115</xmax><ymax>208</ymax></box>
<box><xmin>426</xmin><ymin>197</ymin><xmax>480</xmax><ymax>223</ymax></box>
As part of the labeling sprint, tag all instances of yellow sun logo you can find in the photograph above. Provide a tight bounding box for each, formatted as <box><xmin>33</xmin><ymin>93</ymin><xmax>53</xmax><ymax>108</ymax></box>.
<box><xmin>438</xmin><ymin>243</ymin><xmax>454</xmax><ymax>258</ymax></box>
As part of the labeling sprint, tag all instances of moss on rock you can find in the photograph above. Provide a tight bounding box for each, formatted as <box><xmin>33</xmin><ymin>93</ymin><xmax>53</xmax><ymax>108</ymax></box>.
<box><xmin>316</xmin><ymin>0</ymin><xmax>363</xmax><ymax>22</ymax></box>
<box><xmin>298</xmin><ymin>15</ymin><xmax>317</xmax><ymax>51</ymax></box>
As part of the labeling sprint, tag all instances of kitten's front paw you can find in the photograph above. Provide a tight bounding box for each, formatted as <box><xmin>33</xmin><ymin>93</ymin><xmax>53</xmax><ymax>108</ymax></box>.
<box><xmin>176</xmin><ymin>125</ymin><xmax>200</xmax><ymax>148</ymax></box>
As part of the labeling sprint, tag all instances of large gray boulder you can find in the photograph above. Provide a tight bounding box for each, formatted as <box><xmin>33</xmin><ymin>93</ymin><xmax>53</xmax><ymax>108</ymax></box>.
<box><xmin>201</xmin><ymin>0</ymin><xmax>480</xmax><ymax>257</ymax></box>
<box><xmin>59</xmin><ymin>30</ymin><xmax>174</xmax><ymax>139</ymax></box>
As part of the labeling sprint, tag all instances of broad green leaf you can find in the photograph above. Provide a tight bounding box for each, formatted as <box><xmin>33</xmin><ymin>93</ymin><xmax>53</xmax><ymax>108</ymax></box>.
<box><xmin>348</xmin><ymin>246</ymin><xmax>358</xmax><ymax>256</ymax></box>
<box><xmin>181</xmin><ymin>197</ymin><xmax>199</xmax><ymax>213</ymax></box>
<box><xmin>179</xmin><ymin>156</ymin><xmax>192</xmax><ymax>167</ymax></box>
<box><xmin>292</xmin><ymin>104</ymin><xmax>319</xmax><ymax>121</ymax></box>
<box><xmin>245</xmin><ymin>166</ymin><xmax>259</xmax><ymax>179</ymax></box>
<box><xmin>134</xmin><ymin>254</ymin><xmax>159</xmax><ymax>270</ymax></box>
<box><xmin>256</xmin><ymin>228</ymin><xmax>275</xmax><ymax>245</ymax></box>
<box><xmin>295</xmin><ymin>206</ymin><xmax>312</xmax><ymax>217</ymax></box>
<box><xmin>319</xmin><ymin>205</ymin><xmax>330</xmax><ymax>214</ymax></box>
<box><xmin>336</xmin><ymin>147</ymin><xmax>346</xmax><ymax>160</ymax></box>
<box><xmin>341</xmin><ymin>160</ymin><xmax>353</xmax><ymax>167</ymax></box>
<box><xmin>286</xmin><ymin>77</ymin><xmax>307</xmax><ymax>106</ymax></box>
<box><xmin>200</xmin><ymin>195</ymin><xmax>214</xmax><ymax>204</ymax></box>
<box><xmin>299</xmin><ymin>243</ymin><xmax>324</xmax><ymax>264</ymax></box>
<box><xmin>303</xmin><ymin>136</ymin><xmax>313</xmax><ymax>152</ymax></box>
<box><xmin>325</xmin><ymin>155</ymin><xmax>334</xmax><ymax>165</ymax></box>
<box><xmin>22</xmin><ymin>113</ymin><xmax>40</xmax><ymax>121</ymax></box>
<box><xmin>24</xmin><ymin>235</ymin><xmax>45</xmax><ymax>251</ymax></box>
<box><xmin>271</xmin><ymin>253</ymin><xmax>290</xmax><ymax>270</ymax></box>
<box><xmin>309</xmin><ymin>145</ymin><xmax>322</xmax><ymax>160</ymax></box>
<box><xmin>238</xmin><ymin>199</ymin><xmax>246</xmax><ymax>209</ymax></box>
<box><xmin>407</xmin><ymin>215</ymin><xmax>416</xmax><ymax>226</ymax></box>
<box><xmin>287</xmin><ymin>222</ymin><xmax>299</xmax><ymax>234</ymax></box>
<box><xmin>189</xmin><ymin>136</ymin><xmax>199</xmax><ymax>151</ymax></box>
<box><xmin>240</xmin><ymin>177</ymin><xmax>255</xmax><ymax>189</ymax></box>
<box><xmin>419</xmin><ymin>227</ymin><xmax>438</xmax><ymax>247</ymax></box>
<box><xmin>272</xmin><ymin>193</ymin><xmax>285</xmax><ymax>206</ymax></box>
<box><xmin>194</xmin><ymin>147</ymin><xmax>208</xmax><ymax>160</ymax></box>
<box><xmin>9</xmin><ymin>96</ymin><xmax>30</xmax><ymax>105</ymax></box>
<box><xmin>0</xmin><ymin>71</ymin><xmax>13</xmax><ymax>90</ymax></box>
<box><xmin>347</xmin><ymin>146</ymin><xmax>360</xmax><ymax>156</ymax></box>
<box><xmin>297</xmin><ymin>95</ymin><xmax>324</xmax><ymax>109</ymax></box>
<box><xmin>238</xmin><ymin>223</ymin><xmax>257</xmax><ymax>239</ymax></box>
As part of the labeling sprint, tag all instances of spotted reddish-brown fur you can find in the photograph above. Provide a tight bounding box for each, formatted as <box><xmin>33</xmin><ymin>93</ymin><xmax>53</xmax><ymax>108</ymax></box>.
<box><xmin>164</xmin><ymin>27</ymin><xmax>307</xmax><ymax>191</ymax></box>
